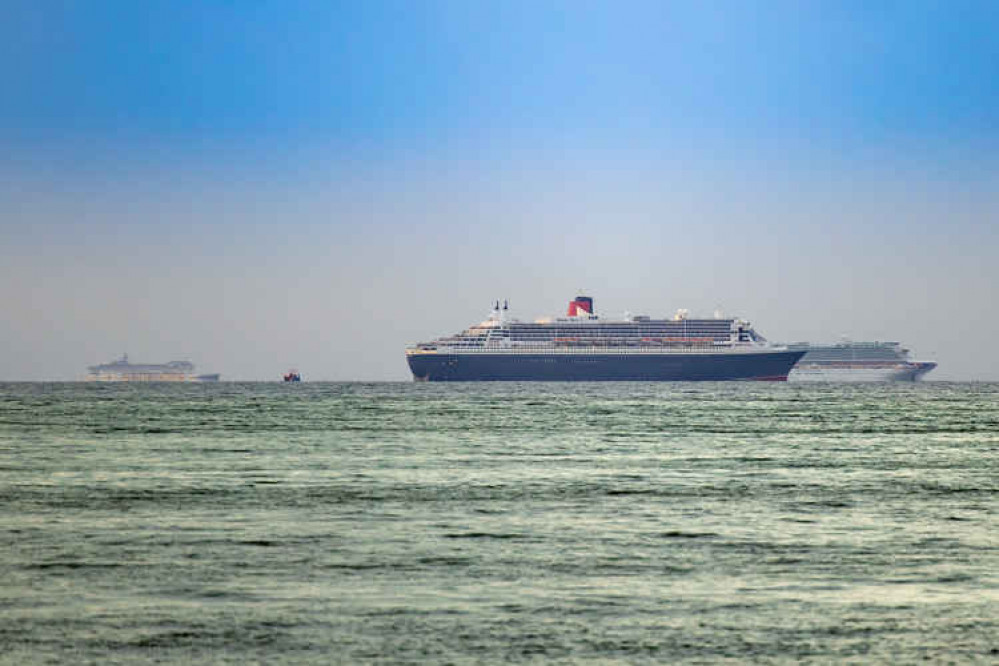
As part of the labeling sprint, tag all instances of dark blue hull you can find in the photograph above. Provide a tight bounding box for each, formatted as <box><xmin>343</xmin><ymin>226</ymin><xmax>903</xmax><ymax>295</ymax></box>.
<box><xmin>407</xmin><ymin>350</ymin><xmax>806</xmax><ymax>382</ymax></box>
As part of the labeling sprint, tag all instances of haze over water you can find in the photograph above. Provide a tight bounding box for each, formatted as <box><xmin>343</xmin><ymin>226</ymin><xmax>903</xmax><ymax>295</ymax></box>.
<box><xmin>2</xmin><ymin>381</ymin><xmax>996</xmax><ymax>663</ymax></box>
<box><xmin>3</xmin><ymin>1</ymin><xmax>999</xmax><ymax>381</ymax></box>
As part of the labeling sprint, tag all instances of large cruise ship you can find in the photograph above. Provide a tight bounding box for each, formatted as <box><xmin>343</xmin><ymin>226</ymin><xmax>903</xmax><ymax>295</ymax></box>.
<box><xmin>786</xmin><ymin>341</ymin><xmax>937</xmax><ymax>382</ymax></box>
<box><xmin>86</xmin><ymin>354</ymin><xmax>220</xmax><ymax>382</ymax></box>
<box><xmin>406</xmin><ymin>296</ymin><xmax>805</xmax><ymax>381</ymax></box>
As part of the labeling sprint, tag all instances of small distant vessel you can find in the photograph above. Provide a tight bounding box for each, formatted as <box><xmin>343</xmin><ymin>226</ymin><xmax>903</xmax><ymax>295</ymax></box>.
<box><xmin>406</xmin><ymin>295</ymin><xmax>805</xmax><ymax>381</ymax></box>
<box><xmin>787</xmin><ymin>341</ymin><xmax>937</xmax><ymax>382</ymax></box>
<box><xmin>283</xmin><ymin>369</ymin><xmax>302</xmax><ymax>382</ymax></box>
<box><xmin>87</xmin><ymin>354</ymin><xmax>220</xmax><ymax>382</ymax></box>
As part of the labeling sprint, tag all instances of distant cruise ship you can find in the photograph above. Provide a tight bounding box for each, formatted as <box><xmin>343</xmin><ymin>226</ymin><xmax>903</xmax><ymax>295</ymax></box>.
<box><xmin>86</xmin><ymin>354</ymin><xmax>220</xmax><ymax>382</ymax></box>
<box><xmin>787</xmin><ymin>342</ymin><xmax>936</xmax><ymax>382</ymax></box>
<box><xmin>406</xmin><ymin>296</ymin><xmax>805</xmax><ymax>381</ymax></box>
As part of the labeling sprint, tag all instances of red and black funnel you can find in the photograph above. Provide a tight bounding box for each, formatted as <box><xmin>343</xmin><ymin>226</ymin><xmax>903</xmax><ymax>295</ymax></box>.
<box><xmin>567</xmin><ymin>296</ymin><xmax>594</xmax><ymax>317</ymax></box>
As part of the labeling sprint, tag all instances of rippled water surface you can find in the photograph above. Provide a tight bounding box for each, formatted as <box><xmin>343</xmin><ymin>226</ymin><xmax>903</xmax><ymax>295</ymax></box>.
<box><xmin>1</xmin><ymin>382</ymin><xmax>997</xmax><ymax>664</ymax></box>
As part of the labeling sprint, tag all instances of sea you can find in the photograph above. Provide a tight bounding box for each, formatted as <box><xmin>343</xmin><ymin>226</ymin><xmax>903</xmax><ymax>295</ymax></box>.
<box><xmin>0</xmin><ymin>381</ymin><xmax>996</xmax><ymax>664</ymax></box>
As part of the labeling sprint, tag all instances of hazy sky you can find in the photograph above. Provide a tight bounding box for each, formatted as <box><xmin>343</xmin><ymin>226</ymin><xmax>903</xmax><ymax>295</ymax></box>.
<box><xmin>3</xmin><ymin>1</ymin><xmax>997</xmax><ymax>380</ymax></box>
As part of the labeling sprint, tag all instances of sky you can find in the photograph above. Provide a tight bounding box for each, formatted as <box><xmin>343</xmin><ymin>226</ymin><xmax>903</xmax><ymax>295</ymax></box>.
<box><xmin>2</xmin><ymin>0</ymin><xmax>998</xmax><ymax>380</ymax></box>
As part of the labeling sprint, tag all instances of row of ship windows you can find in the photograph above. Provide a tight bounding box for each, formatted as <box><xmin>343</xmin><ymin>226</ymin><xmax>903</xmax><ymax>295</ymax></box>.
<box><xmin>445</xmin><ymin>338</ymin><xmax>732</xmax><ymax>344</ymax></box>
<box><xmin>525</xmin><ymin>357</ymin><xmax>603</xmax><ymax>364</ymax></box>
<box><xmin>490</xmin><ymin>326</ymin><xmax>734</xmax><ymax>333</ymax></box>
<box><xmin>426</xmin><ymin>340</ymin><xmax>728</xmax><ymax>350</ymax></box>
<box><xmin>803</xmin><ymin>354</ymin><xmax>902</xmax><ymax>360</ymax></box>
<box><xmin>536</xmin><ymin>322</ymin><xmax>730</xmax><ymax>325</ymax></box>
<box><xmin>512</xmin><ymin>330</ymin><xmax>731</xmax><ymax>340</ymax></box>
<box><xmin>440</xmin><ymin>338</ymin><xmax>729</xmax><ymax>343</ymax></box>
<box><xmin>502</xmin><ymin>335</ymin><xmax>736</xmax><ymax>339</ymax></box>
<box><xmin>470</xmin><ymin>329</ymin><xmax>735</xmax><ymax>335</ymax></box>
<box><xmin>486</xmin><ymin>332</ymin><xmax>734</xmax><ymax>338</ymax></box>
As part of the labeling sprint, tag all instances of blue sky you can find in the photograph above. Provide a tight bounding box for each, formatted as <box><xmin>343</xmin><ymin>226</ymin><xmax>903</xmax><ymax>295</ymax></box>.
<box><xmin>5</xmin><ymin>1</ymin><xmax>998</xmax><ymax>149</ymax></box>
<box><xmin>2</xmin><ymin>1</ymin><xmax>998</xmax><ymax>379</ymax></box>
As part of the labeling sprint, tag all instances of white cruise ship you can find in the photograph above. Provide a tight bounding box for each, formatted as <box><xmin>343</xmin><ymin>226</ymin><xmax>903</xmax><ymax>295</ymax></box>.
<box><xmin>86</xmin><ymin>354</ymin><xmax>220</xmax><ymax>382</ymax></box>
<box><xmin>786</xmin><ymin>342</ymin><xmax>936</xmax><ymax>382</ymax></box>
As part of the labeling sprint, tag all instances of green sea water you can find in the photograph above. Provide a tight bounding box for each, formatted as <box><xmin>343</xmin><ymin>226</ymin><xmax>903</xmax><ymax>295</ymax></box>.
<box><xmin>1</xmin><ymin>381</ymin><xmax>997</xmax><ymax>664</ymax></box>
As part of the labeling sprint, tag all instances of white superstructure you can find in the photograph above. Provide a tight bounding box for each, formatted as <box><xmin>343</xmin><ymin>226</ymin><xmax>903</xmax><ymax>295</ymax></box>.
<box><xmin>86</xmin><ymin>354</ymin><xmax>220</xmax><ymax>382</ymax></box>
<box><xmin>786</xmin><ymin>342</ymin><xmax>936</xmax><ymax>382</ymax></box>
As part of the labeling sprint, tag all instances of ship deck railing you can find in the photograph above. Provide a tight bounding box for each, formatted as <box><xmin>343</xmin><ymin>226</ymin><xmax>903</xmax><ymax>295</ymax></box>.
<box><xmin>407</xmin><ymin>344</ymin><xmax>785</xmax><ymax>355</ymax></box>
